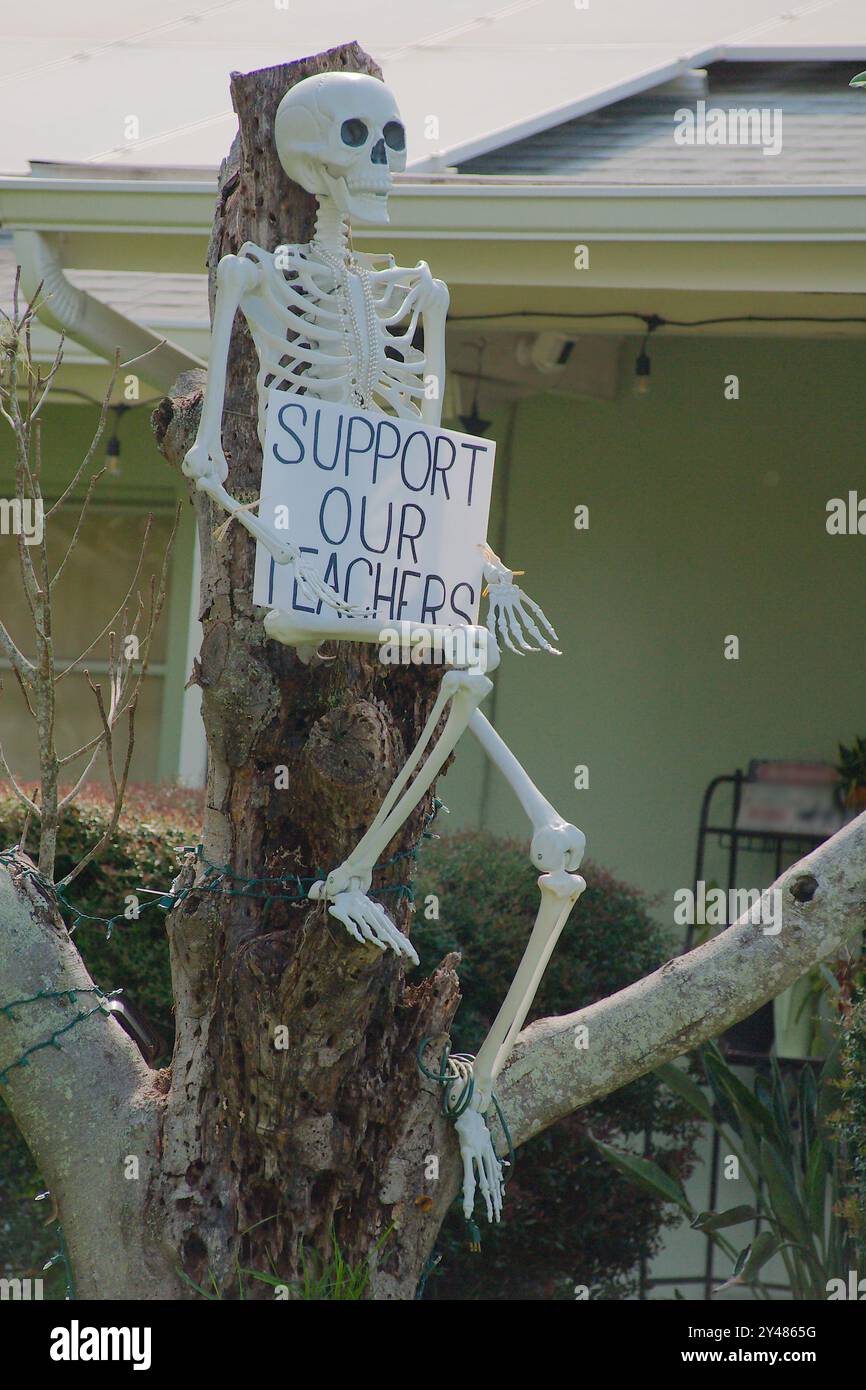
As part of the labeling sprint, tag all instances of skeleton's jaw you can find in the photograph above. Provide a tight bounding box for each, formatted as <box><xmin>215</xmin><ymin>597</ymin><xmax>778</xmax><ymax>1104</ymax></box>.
<box><xmin>320</xmin><ymin>167</ymin><xmax>392</xmax><ymax>225</ymax></box>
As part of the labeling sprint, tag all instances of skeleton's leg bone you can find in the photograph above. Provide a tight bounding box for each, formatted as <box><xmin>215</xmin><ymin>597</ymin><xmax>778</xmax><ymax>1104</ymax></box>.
<box><xmin>473</xmin><ymin>868</ymin><xmax>585</xmax><ymax>1104</ymax></box>
<box><xmin>311</xmin><ymin>669</ymin><xmax>492</xmax><ymax>898</ymax></box>
<box><xmin>468</xmin><ymin>710</ymin><xmax>585</xmax><ymax>870</ymax></box>
<box><xmin>465</xmin><ymin>710</ymin><xmax>587</xmax><ymax>1100</ymax></box>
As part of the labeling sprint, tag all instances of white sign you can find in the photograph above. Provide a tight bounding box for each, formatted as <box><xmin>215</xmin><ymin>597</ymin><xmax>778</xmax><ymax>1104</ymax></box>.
<box><xmin>253</xmin><ymin>395</ymin><xmax>495</xmax><ymax>632</ymax></box>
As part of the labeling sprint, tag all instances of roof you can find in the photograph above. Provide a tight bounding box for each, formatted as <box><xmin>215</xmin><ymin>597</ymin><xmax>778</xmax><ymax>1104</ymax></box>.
<box><xmin>2</xmin><ymin>0</ymin><xmax>866</xmax><ymax>175</ymax></box>
<box><xmin>460</xmin><ymin>61</ymin><xmax>866</xmax><ymax>183</ymax></box>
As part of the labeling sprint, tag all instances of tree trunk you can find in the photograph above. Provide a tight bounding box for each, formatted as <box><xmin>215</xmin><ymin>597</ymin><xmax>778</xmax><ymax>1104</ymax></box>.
<box><xmin>150</xmin><ymin>44</ymin><xmax>465</xmax><ymax>1299</ymax></box>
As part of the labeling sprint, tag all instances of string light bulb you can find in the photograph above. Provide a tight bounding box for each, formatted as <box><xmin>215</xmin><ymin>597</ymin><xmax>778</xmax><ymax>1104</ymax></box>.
<box><xmin>633</xmin><ymin>346</ymin><xmax>652</xmax><ymax>397</ymax></box>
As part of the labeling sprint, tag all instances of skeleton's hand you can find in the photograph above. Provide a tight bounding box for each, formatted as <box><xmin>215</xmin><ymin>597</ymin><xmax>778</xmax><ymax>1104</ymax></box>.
<box><xmin>481</xmin><ymin>545</ymin><xmax>561</xmax><ymax>656</ymax></box>
<box><xmin>309</xmin><ymin>881</ymin><xmax>419</xmax><ymax>964</ymax></box>
<box><xmin>183</xmin><ymin>438</ymin><xmax>229</xmax><ymax>486</ymax></box>
<box><xmin>454</xmin><ymin>1099</ymin><xmax>505</xmax><ymax>1223</ymax></box>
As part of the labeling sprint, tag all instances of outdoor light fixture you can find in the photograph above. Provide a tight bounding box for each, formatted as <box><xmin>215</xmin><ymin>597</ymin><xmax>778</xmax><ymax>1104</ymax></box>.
<box><xmin>633</xmin><ymin>346</ymin><xmax>652</xmax><ymax>397</ymax></box>
<box><xmin>459</xmin><ymin>340</ymin><xmax>491</xmax><ymax>435</ymax></box>
<box><xmin>105</xmin><ymin>403</ymin><xmax>129</xmax><ymax>474</ymax></box>
<box><xmin>516</xmin><ymin>331</ymin><xmax>576</xmax><ymax>375</ymax></box>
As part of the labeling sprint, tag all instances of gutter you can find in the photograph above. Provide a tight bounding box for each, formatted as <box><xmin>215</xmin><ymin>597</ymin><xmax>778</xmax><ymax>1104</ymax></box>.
<box><xmin>13</xmin><ymin>228</ymin><xmax>205</xmax><ymax>392</ymax></box>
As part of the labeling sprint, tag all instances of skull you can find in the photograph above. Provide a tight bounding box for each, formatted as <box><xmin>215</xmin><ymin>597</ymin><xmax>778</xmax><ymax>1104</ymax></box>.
<box><xmin>274</xmin><ymin>72</ymin><xmax>407</xmax><ymax>226</ymax></box>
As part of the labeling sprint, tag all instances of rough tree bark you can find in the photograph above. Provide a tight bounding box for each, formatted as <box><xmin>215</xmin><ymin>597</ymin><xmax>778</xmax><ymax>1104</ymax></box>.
<box><xmin>1</xmin><ymin>45</ymin><xmax>865</xmax><ymax>1301</ymax></box>
<box><xmin>143</xmin><ymin>44</ymin><xmax>470</xmax><ymax>1299</ymax></box>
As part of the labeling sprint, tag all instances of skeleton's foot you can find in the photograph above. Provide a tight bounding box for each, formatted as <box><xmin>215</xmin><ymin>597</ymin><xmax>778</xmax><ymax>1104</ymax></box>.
<box><xmin>309</xmin><ymin>878</ymin><xmax>418</xmax><ymax>964</ymax></box>
<box><xmin>453</xmin><ymin>1097</ymin><xmax>506</xmax><ymax>1224</ymax></box>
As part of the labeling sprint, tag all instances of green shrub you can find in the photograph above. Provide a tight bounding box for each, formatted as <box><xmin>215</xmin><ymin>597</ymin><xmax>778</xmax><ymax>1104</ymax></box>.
<box><xmin>413</xmin><ymin>829</ymin><xmax>699</xmax><ymax>1300</ymax></box>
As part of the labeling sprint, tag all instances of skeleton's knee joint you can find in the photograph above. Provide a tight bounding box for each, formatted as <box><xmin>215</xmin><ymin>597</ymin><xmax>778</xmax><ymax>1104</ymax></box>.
<box><xmin>530</xmin><ymin>820</ymin><xmax>586</xmax><ymax>873</ymax></box>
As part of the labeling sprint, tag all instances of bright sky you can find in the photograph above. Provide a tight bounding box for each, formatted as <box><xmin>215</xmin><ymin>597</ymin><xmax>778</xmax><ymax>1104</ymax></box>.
<box><xmin>2</xmin><ymin>0</ymin><xmax>866</xmax><ymax>174</ymax></box>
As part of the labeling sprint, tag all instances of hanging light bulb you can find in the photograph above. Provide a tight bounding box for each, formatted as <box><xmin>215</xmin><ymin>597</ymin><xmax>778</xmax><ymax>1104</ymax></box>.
<box><xmin>105</xmin><ymin>404</ymin><xmax>129</xmax><ymax>475</ymax></box>
<box><xmin>633</xmin><ymin>346</ymin><xmax>651</xmax><ymax>398</ymax></box>
<box><xmin>632</xmin><ymin>317</ymin><xmax>661</xmax><ymax>398</ymax></box>
<box><xmin>459</xmin><ymin>339</ymin><xmax>491</xmax><ymax>436</ymax></box>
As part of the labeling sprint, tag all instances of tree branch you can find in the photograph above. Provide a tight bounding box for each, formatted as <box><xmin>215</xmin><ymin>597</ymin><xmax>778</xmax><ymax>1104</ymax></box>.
<box><xmin>496</xmin><ymin>812</ymin><xmax>866</xmax><ymax>1150</ymax></box>
<box><xmin>0</xmin><ymin>854</ymin><xmax>163</xmax><ymax>1297</ymax></box>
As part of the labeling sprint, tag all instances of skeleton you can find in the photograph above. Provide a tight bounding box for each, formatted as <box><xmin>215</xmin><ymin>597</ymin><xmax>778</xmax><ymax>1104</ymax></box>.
<box><xmin>183</xmin><ymin>71</ymin><xmax>586</xmax><ymax>1225</ymax></box>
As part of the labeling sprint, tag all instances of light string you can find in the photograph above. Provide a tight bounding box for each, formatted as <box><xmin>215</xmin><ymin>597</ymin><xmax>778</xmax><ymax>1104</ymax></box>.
<box><xmin>0</xmin><ymin>797</ymin><xmax>444</xmax><ymax>938</ymax></box>
<box><xmin>0</xmin><ymin>985</ymin><xmax>121</xmax><ymax>1087</ymax></box>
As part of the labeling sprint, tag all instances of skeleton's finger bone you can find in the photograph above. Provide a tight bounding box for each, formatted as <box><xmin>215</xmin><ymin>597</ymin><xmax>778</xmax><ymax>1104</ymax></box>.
<box><xmin>518</xmin><ymin>605</ymin><xmax>561</xmax><ymax>655</ymax></box>
<box><xmin>369</xmin><ymin>901</ymin><xmax>418</xmax><ymax>964</ymax></box>
<box><xmin>520</xmin><ymin>590</ymin><xmax>559</xmax><ymax>643</ymax></box>
<box><xmin>294</xmin><ymin>563</ymin><xmax>368</xmax><ymax>618</ymax></box>
<box><xmin>475</xmin><ymin>1158</ymin><xmax>494</xmax><ymax>1223</ymax></box>
<box><xmin>496</xmin><ymin>605</ymin><xmax>522</xmax><ymax>656</ymax></box>
<box><xmin>461</xmin><ymin>1151</ymin><xmax>477</xmax><ymax>1219</ymax></box>
<box><xmin>503</xmin><ymin>602</ymin><xmax>539</xmax><ymax>653</ymax></box>
<box><xmin>328</xmin><ymin>902</ymin><xmax>366</xmax><ymax>946</ymax></box>
<box><xmin>353</xmin><ymin>908</ymin><xmax>389</xmax><ymax>951</ymax></box>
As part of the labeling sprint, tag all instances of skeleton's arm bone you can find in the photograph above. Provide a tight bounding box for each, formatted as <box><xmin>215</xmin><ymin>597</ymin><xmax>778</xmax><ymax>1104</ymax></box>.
<box><xmin>184</xmin><ymin>254</ymin><xmax>261</xmax><ymax>475</ymax></box>
<box><xmin>195</xmin><ymin>476</ymin><xmax>298</xmax><ymax>567</ymax></box>
<box><xmin>265</xmin><ymin>612</ymin><xmax>499</xmax><ymax>671</ymax></box>
<box><xmin>311</xmin><ymin>670</ymin><xmax>492</xmax><ymax>899</ymax></box>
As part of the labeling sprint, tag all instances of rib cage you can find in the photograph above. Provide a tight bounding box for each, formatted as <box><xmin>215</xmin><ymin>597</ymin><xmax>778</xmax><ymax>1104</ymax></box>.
<box><xmin>237</xmin><ymin>241</ymin><xmax>430</xmax><ymax>446</ymax></box>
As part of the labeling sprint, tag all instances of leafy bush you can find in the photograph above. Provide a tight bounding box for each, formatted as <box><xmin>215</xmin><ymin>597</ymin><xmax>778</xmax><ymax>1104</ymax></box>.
<box><xmin>413</xmin><ymin>829</ymin><xmax>699</xmax><ymax>1300</ymax></box>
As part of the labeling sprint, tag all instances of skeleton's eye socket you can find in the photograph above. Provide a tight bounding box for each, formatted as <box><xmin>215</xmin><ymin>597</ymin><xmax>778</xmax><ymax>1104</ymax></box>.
<box><xmin>384</xmin><ymin>121</ymin><xmax>405</xmax><ymax>152</ymax></box>
<box><xmin>341</xmin><ymin>118</ymin><xmax>368</xmax><ymax>148</ymax></box>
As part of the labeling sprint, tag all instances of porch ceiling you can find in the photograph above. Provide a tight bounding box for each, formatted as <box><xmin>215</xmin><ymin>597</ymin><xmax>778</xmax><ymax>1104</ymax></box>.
<box><xmin>0</xmin><ymin>173</ymin><xmax>864</xmax><ymax>397</ymax></box>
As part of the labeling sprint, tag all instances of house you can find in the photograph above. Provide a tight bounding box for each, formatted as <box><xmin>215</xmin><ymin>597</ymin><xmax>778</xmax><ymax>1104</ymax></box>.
<box><xmin>1</xmin><ymin>2</ymin><xmax>865</xmax><ymax>1296</ymax></box>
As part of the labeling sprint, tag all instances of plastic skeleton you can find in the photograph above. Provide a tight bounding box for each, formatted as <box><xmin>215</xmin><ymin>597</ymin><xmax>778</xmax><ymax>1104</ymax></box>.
<box><xmin>183</xmin><ymin>72</ymin><xmax>586</xmax><ymax>1224</ymax></box>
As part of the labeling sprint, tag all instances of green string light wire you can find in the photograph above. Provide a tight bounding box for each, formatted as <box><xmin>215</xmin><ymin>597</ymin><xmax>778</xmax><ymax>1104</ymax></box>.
<box><xmin>42</xmin><ymin>1220</ymin><xmax>76</xmax><ymax>1300</ymax></box>
<box><xmin>0</xmin><ymin>985</ymin><xmax>120</xmax><ymax>1086</ymax></box>
<box><xmin>0</xmin><ymin>796</ymin><xmax>445</xmax><ymax>935</ymax></box>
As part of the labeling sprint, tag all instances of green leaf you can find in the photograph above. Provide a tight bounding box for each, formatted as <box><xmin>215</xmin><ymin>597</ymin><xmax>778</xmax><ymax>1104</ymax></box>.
<box><xmin>703</xmin><ymin>1047</ymin><xmax>774</xmax><ymax>1141</ymax></box>
<box><xmin>799</xmin><ymin>1064</ymin><xmax>819</xmax><ymax>1156</ymax></box>
<box><xmin>655</xmin><ymin>1061</ymin><xmax>714</xmax><ymax>1122</ymax></box>
<box><xmin>591</xmin><ymin>1136</ymin><xmax>690</xmax><ymax>1211</ymax></box>
<box><xmin>850</xmin><ymin>70</ymin><xmax>866</xmax><ymax>87</ymax></box>
<box><xmin>805</xmin><ymin>1136</ymin><xmax>828</xmax><ymax>1240</ymax></box>
<box><xmin>758</xmin><ymin>1138</ymin><xmax>812</xmax><ymax>1246</ymax></box>
<box><xmin>741</xmin><ymin>1231</ymin><xmax>782</xmax><ymax>1281</ymax></box>
<box><xmin>691</xmin><ymin>1205</ymin><xmax>758</xmax><ymax>1232</ymax></box>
